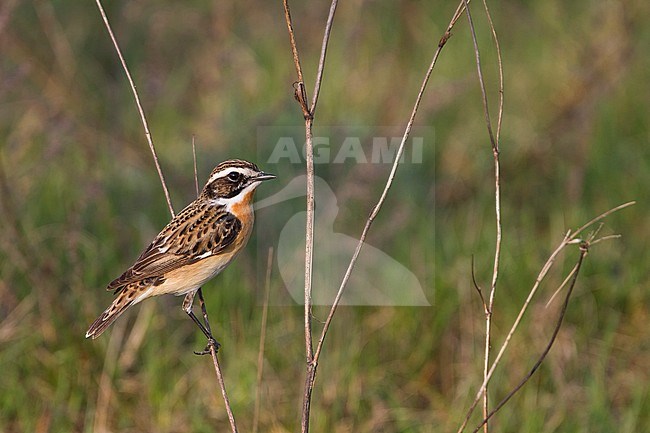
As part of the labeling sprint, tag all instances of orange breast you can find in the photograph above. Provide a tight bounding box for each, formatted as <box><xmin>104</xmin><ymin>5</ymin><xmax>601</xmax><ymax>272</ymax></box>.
<box><xmin>230</xmin><ymin>188</ymin><xmax>256</xmax><ymax>216</ymax></box>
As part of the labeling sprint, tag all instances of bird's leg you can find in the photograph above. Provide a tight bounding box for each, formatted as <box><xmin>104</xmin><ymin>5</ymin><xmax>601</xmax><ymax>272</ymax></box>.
<box><xmin>196</xmin><ymin>287</ymin><xmax>220</xmax><ymax>355</ymax></box>
<box><xmin>183</xmin><ymin>289</ymin><xmax>220</xmax><ymax>355</ymax></box>
<box><xmin>196</xmin><ymin>288</ymin><xmax>214</xmax><ymax>335</ymax></box>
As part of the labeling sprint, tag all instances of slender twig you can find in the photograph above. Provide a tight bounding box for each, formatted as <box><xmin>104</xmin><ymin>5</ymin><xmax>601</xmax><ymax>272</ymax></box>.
<box><xmin>94</xmin><ymin>0</ymin><xmax>175</xmax><ymax>218</ymax></box>
<box><xmin>460</xmin><ymin>1</ymin><xmax>504</xmax><ymax>429</ymax></box>
<box><xmin>208</xmin><ymin>342</ymin><xmax>238</xmax><ymax>433</ymax></box>
<box><xmin>281</xmin><ymin>1</ymin><xmax>339</xmax><ymax>432</ymax></box>
<box><xmin>281</xmin><ymin>3</ymin><xmax>315</xmax><ymax>429</ymax></box>
<box><xmin>193</xmin><ymin>283</ymin><xmax>238</xmax><ymax>429</ymax></box>
<box><xmin>471</xmin><ymin>255</ymin><xmax>487</xmax><ymax>312</ymax></box>
<box><xmin>312</xmin><ymin>0</ymin><xmax>463</xmax><ymax>369</ymax></box>
<box><xmin>482</xmin><ymin>0</ymin><xmax>504</xmax><ymax>142</ymax></box>
<box><xmin>191</xmin><ymin>140</ymin><xmax>237</xmax><ymax>433</ymax></box>
<box><xmin>191</xmin><ymin>289</ymin><xmax>238</xmax><ymax>433</ymax></box>
<box><xmin>545</xmin><ymin>260</ymin><xmax>583</xmax><ymax>308</ymax></box>
<box><xmin>471</xmin><ymin>244</ymin><xmax>589</xmax><ymax>433</ymax></box>
<box><xmin>282</xmin><ymin>0</ymin><xmax>310</xmax><ymax>119</ymax></box>
<box><xmin>300</xmin><ymin>122</ymin><xmax>317</xmax><ymax>433</ymax></box>
<box><xmin>457</xmin><ymin>232</ymin><xmax>576</xmax><ymax>433</ymax></box>
<box><xmin>456</xmin><ymin>201</ymin><xmax>635</xmax><ymax>433</ymax></box>
<box><xmin>473</xmin><ymin>227</ymin><xmax>615</xmax><ymax>431</ymax></box>
<box><xmin>462</xmin><ymin>0</ymin><xmax>497</xmax><ymax>151</ymax></box>
<box><xmin>192</xmin><ymin>140</ymin><xmax>237</xmax><ymax>432</ymax></box>
<box><xmin>309</xmin><ymin>0</ymin><xmax>338</xmax><ymax>114</ymax></box>
<box><xmin>281</xmin><ymin>0</ymin><xmax>313</xmax><ymax>356</ymax></box>
<box><xmin>94</xmin><ymin>3</ymin><xmax>238</xmax><ymax>430</ymax></box>
<box><xmin>192</xmin><ymin>135</ymin><xmax>199</xmax><ymax>197</ymax></box>
<box><xmin>572</xmin><ymin>201</ymin><xmax>634</xmax><ymax>237</ymax></box>
<box><xmin>253</xmin><ymin>247</ymin><xmax>274</xmax><ymax>433</ymax></box>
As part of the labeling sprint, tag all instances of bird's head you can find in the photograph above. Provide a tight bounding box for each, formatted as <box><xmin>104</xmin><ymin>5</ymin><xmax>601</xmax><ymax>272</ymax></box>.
<box><xmin>202</xmin><ymin>159</ymin><xmax>275</xmax><ymax>201</ymax></box>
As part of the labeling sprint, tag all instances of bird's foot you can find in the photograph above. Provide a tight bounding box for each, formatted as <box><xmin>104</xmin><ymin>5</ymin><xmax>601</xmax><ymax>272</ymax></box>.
<box><xmin>194</xmin><ymin>337</ymin><xmax>220</xmax><ymax>356</ymax></box>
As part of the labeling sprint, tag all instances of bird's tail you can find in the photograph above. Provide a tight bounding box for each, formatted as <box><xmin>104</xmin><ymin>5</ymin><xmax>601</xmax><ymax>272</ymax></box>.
<box><xmin>85</xmin><ymin>286</ymin><xmax>140</xmax><ymax>339</ymax></box>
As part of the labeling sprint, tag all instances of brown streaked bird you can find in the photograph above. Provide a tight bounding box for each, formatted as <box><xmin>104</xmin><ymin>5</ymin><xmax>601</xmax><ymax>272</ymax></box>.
<box><xmin>86</xmin><ymin>159</ymin><xmax>275</xmax><ymax>348</ymax></box>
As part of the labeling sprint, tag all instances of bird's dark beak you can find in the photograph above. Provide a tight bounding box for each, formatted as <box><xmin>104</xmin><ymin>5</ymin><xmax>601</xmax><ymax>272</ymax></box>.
<box><xmin>255</xmin><ymin>172</ymin><xmax>276</xmax><ymax>181</ymax></box>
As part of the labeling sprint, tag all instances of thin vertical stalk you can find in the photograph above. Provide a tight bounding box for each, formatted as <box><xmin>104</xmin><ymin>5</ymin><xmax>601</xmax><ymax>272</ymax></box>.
<box><xmin>94</xmin><ymin>0</ymin><xmax>174</xmax><ymax>218</ymax></box>
<box><xmin>459</xmin><ymin>1</ymin><xmax>503</xmax><ymax>429</ymax></box>
<box><xmin>457</xmin><ymin>202</ymin><xmax>635</xmax><ymax>432</ymax></box>
<box><xmin>281</xmin><ymin>1</ymin><xmax>339</xmax><ymax>431</ymax></box>
<box><xmin>312</xmin><ymin>0</ymin><xmax>466</xmax><ymax>369</ymax></box>
<box><xmin>93</xmin><ymin>3</ymin><xmax>238</xmax><ymax>431</ymax></box>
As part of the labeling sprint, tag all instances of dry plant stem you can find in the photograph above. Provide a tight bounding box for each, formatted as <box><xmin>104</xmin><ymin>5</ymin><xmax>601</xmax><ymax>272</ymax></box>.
<box><xmin>460</xmin><ymin>0</ymin><xmax>504</xmax><ymax>430</ymax></box>
<box><xmin>194</xmin><ymin>289</ymin><xmax>238</xmax><ymax>433</ymax></box>
<box><xmin>546</xmin><ymin>260</ymin><xmax>583</xmax><ymax>308</ymax></box>
<box><xmin>301</xmin><ymin>127</ymin><xmax>316</xmax><ymax>433</ymax></box>
<box><xmin>471</xmin><ymin>255</ymin><xmax>487</xmax><ymax>309</ymax></box>
<box><xmin>456</xmin><ymin>201</ymin><xmax>635</xmax><ymax>433</ymax></box>
<box><xmin>192</xmin><ymin>135</ymin><xmax>199</xmax><ymax>196</ymax></box>
<box><xmin>312</xmin><ymin>0</ymin><xmax>468</xmax><ymax>365</ymax></box>
<box><xmin>94</xmin><ymin>2</ymin><xmax>238</xmax><ymax>430</ymax></box>
<box><xmin>282</xmin><ymin>0</ymin><xmax>313</xmax><ymax>357</ymax></box>
<box><xmin>309</xmin><ymin>0</ymin><xmax>338</xmax><ymax>114</ymax></box>
<box><xmin>191</xmin><ymin>142</ymin><xmax>237</xmax><ymax>433</ymax></box>
<box><xmin>281</xmin><ymin>0</ymin><xmax>315</xmax><ymax>427</ymax></box>
<box><xmin>94</xmin><ymin>0</ymin><xmax>175</xmax><ymax>218</ymax></box>
<box><xmin>471</xmin><ymin>246</ymin><xmax>587</xmax><ymax>433</ymax></box>
<box><xmin>209</xmin><ymin>343</ymin><xmax>238</xmax><ymax>433</ymax></box>
<box><xmin>282</xmin><ymin>0</ymin><xmax>310</xmax><ymax>119</ymax></box>
<box><xmin>281</xmin><ymin>1</ymin><xmax>339</xmax><ymax>432</ymax></box>
<box><xmin>481</xmin><ymin>0</ymin><xmax>504</xmax><ymax>140</ymax></box>
<box><xmin>253</xmin><ymin>248</ymin><xmax>274</xmax><ymax>433</ymax></box>
<box><xmin>457</xmin><ymin>234</ymin><xmax>582</xmax><ymax>433</ymax></box>
<box><xmin>191</xmin><ymin>143</ymin><xmax>237</xmax><ymax>433</ymax></box>
<box><xmin>462</xmin><ymin>0</ymin><xmax>497</xmax><ymax>150</ymax></box>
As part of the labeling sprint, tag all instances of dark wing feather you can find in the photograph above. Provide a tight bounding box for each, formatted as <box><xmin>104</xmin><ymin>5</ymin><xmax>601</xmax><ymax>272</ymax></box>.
<box><xmin>107</xmin><ymin>204</ymin><xmax>241</xmax><ymax>291</ymax></box>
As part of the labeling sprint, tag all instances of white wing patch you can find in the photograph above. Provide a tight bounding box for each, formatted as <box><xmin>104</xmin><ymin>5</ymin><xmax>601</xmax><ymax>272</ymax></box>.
<box><xmin>197</xmin><ymin>251</ymin><xmax>213</xmax><ymax>259</ymax></box>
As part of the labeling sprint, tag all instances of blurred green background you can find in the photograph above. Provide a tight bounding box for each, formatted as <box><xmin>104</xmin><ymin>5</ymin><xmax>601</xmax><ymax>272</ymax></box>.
<box><xmin>1</xmin><ymin>0</ymin><xmax>649</xmax><ymax>432</ymax></box>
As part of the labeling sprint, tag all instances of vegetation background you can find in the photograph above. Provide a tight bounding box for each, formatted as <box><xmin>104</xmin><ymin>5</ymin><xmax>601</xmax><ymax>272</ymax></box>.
<box><xmin>1</xmin><ymin>0</ymin><xmax>648</xmax><ymax>432</ymax></box>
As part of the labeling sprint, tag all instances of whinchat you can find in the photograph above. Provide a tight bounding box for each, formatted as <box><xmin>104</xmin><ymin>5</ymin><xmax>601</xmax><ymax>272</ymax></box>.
<box><xmin>86</xmin><ymin>159</ymin><xmax>275</xmax><ymax>347</ymax></box>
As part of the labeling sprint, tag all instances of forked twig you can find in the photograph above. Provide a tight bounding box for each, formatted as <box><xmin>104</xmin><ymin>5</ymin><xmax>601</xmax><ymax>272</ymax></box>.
<box><xmin>94</xmin><ymin>3</ymin><xmax>237</xmax><ymax>431</ymax></box>
<box><xmin>481</xmin><ymin>0</ymin><xmax>504</xmax><ymax>141</ymax></box>
<box><xmin>284</xmin><ymin>2</ymin><xmax>474</xmax><ymax>430</ymax></box>
<box><xmin>462</xmin><ymin>0</ymin><xmax>497</xmax><ymax>151</ymax></box>
<box><xmin>282</xmin><ymin>0</ymin><xmax>310</xmax><ymax>119</ymax></box>
<box><xmin>281</xmin><ymin>3</ymin><xmax>316</xmax><ymax>432</ymax></box>
<box><xmin>94</xmin><ymin>0</ymin><xmax>175</xmax><ymax>218</ymax></box>
<box><xmin>456</xmin><ymin>201</ymin><xmax>635</xmax><ymax>433</ymax></box>
<box><xmin>281</xmin><ymin>1</ymin><xmax>338</xmax><ymax>432</ymax></box>
<box><xmin>460</xmin><ymin>0</ymin><xmax>504</xmax><ymax>429</ymax></box>
<box><xmin>312</xmin><ymin>0</ymin><xmax>467</xmax><ymax>370</ymax></box>
<box><xmin>471</xmin><ymin>244</ymin><xmax>589</xmax><ymax>433</ymax></box>
<box><xmin>310</xmin><ymin>0</ymin><xmax>338</xmax><ymax>115</ymax></box>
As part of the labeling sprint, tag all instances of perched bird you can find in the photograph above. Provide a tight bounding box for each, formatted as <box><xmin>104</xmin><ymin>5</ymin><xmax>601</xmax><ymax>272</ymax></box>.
<box><xmin>86</xmin><ymin>159</ymin><xmax>275</xmax><ymax>348</ymax></box>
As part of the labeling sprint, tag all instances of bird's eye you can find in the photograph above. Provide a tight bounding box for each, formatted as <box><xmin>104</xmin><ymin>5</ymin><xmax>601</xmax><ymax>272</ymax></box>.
<box><xmin>227</xmin><ymin>172</ymin><xmax>242</xmax><ymax>182</ymax></box>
